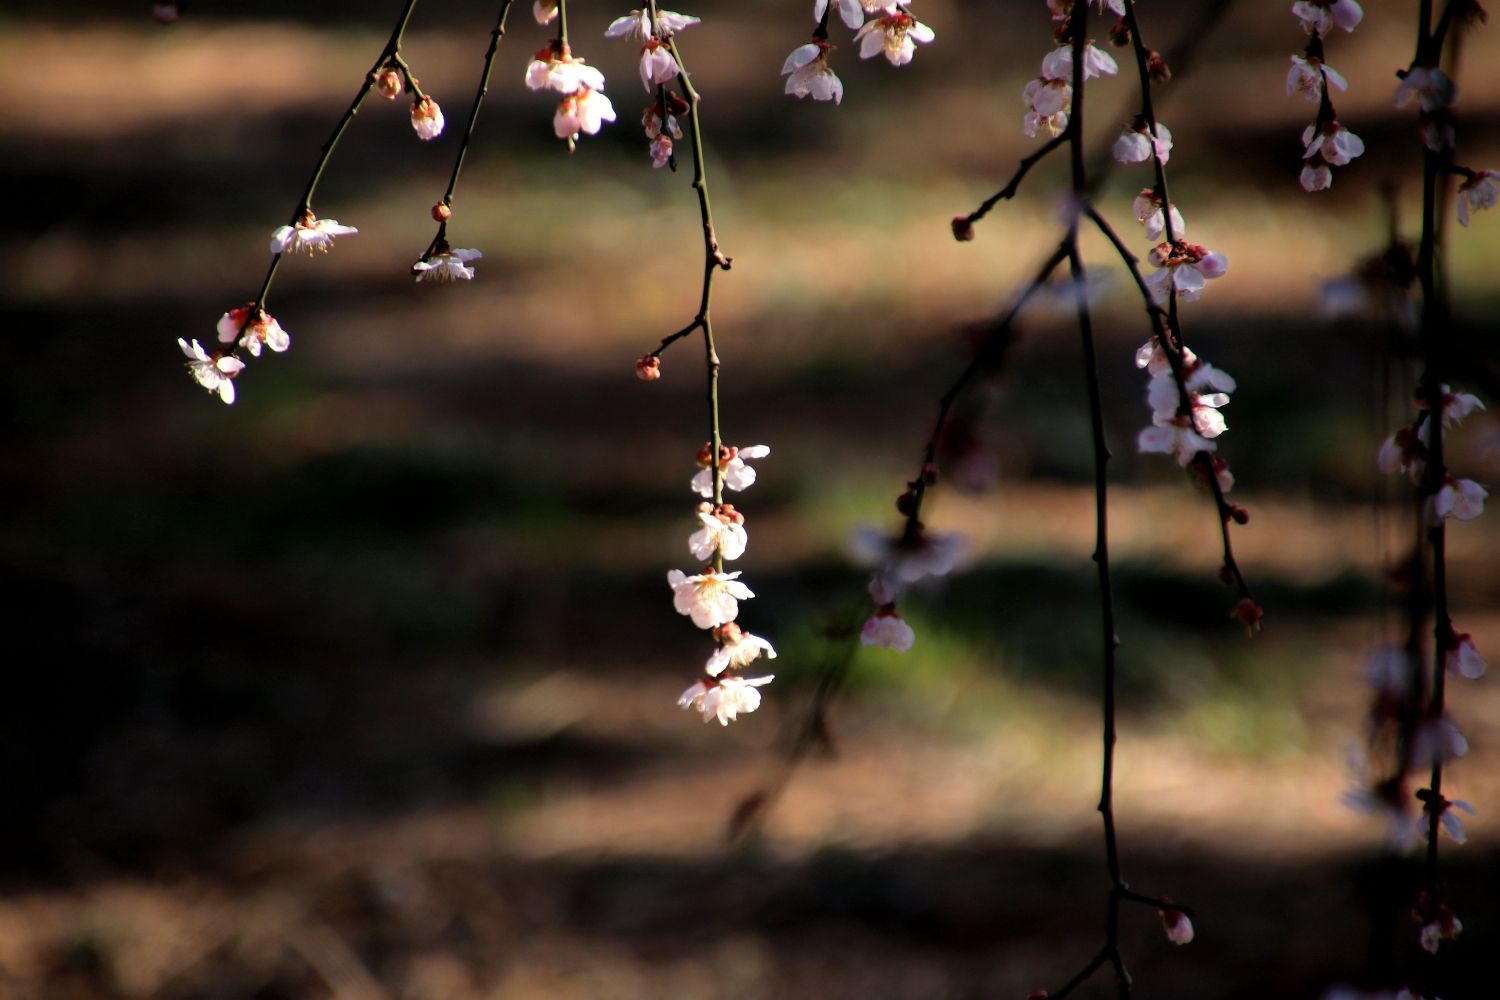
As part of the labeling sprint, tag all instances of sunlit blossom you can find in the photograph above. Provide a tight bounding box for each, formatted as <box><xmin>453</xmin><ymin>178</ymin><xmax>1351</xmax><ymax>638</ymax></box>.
<box><xmin>693</xmin><ymin>444</ymin><xmax>770</xmax><ymax>497</ymax></box>
<box><xmin>412</xmin><ymin>247</ymin><xmax>483</xmax><ymax>282</ymax></box>
<box><xmin>853</xmin><ymin>11</ymin><xmax>935</xmax><ymax>67</ymax></box>
<box><xmin>178</xmin><ymin>338</ymin><xmax>244</xmax><ymax>404</ymax></box>
<box><xmin>1292</xmin><ymin>0</ymin><xmax>1363</xmax><ymax>37</ymax></box>
<box><xmin>706</xmin><ymin>623</ymin><xmax>777</xmax><ymax>676</ymax></box>
<box><xmin>861</xmin><ymin>609</ymin><xmax>915</xmax><ymax>651</ymax></box>
<box><xmin>783</xmin><ymin>42</ymin><xmax>843</xmax><ymax>103</ymax></box>
<box><xmin>270</xmin><ymin>215</ymin><xmax>358</xmax><ymax>255</ymax></box>
<box><xmin>410</xmin><ymin>96</ymin><xmax>444</xmax><ymax>140</ymax></box>
<box><xmin>1145</xmin><ymin>241</ymin><xmax>1228</xmax><ymax>304</ymax></box>
<box><xmin>216</xmin><ymin>306</ymin><xmax>289</xmax><ymax>357</ymax></box>
<box><xmin>689</xmin><ymin>505</ymin><xmax>749</xmax><ymax>561</ymax></box>
<box><xmin>668</xmin><ymin>567</ymin><xmax>754</xmax><ymax>629</ymax></box>
<box><xmin>678</xmin><ymin>674</ymin><xmax>774</xmax><ymax>725</ymax></box>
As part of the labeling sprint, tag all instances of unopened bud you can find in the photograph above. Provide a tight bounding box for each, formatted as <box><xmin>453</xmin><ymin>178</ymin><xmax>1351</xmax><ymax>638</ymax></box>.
<box><xmin>896</xmin><ymin>490</ymin><xmax>919</xmax><ymax>517</ymax></box>
<box><xmin>951</xmin><ymin>215</ymin><xmax>975</xmax><ymax>242</ymax></box>
<box><xmin>1109</xmin><ymin>18</ymin><xmax>1131</xmax><ymax>47</ymax></box>
<box><xmin>635</xmin><ymin>354</ymin><xmax>662</xmax><ymax>381</ymax></box>
<box><xmin>666</xmin><ymin>91</ymin><xmax>690</xmax><ymax>116</ymax></box>
<box><xmin>376</xmin><ymin>68</ymin><xmax>402</xmax><ymax>100</ymax></box>
<box><xmin>1229</xmin><ymin>504</ymin><xmax>1250</xmax><ymax>525</ymax></box>
<box><xmin>432</xmin><ymin>202</ymin><xmax>452</xmax><ymax>222</ymax></box>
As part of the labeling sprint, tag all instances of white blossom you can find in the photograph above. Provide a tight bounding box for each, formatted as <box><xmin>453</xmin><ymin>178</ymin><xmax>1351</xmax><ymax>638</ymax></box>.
<box><xmin>1160</xmin><ymin>909</ymin><xmax>1194</xmax><ymax>946</ymax></box>
<box><xmin>178</xmin><ymin>338</ymin><xmax>244</xmax><ymax>404</ymax></box>
<box><xmin>693</xmin><ymin>444</ymin><xmax>770</xmax><ymax>497</ymax></box>
<box><xmin>412</xmin><ymin>248</ymin><xmax>483</xmax><ymax>282</ymax></box>
<box><xmin>533</xmin><ymin>0</ymin><xmax>558</xmax><ymax>25</ymax></box>
<box><xmin>854</xmin><ymin>11</ymin><xmax>935</xmax><ymax>67</ymax></box>
<box><xmin>270</xmin><ymin>215</ymin><xmax>358</xmax><ymax>255</ymax></box>
<box><xmin>638</xmin><ymin>40</ymin><xmax>679</xmax><ymax>92</ymax></box>
<box><xmin>706</xmin><ymin>625</ymin><xmax>777</xmax><ymax>676</ymax></box>
<box><xmin>1448</xmin><ymin>633</ymin><xmax>1487</xmax><ymax>679</ymax></box>
<box><xmin>1040</xmin><ymin>43</ymin><xmax>1118</xmax><ymax>82</ymax></box>
<box><xmin>554</xmin><ymin>88</ymin><xmax>617</xmax><ymax>141</ymax></box>
<box><xmin>678</xmin><ymin>674</ymin><xmax>774</xmax><ymax>725</ymax></box>
<box><xmin>1303</xmin><ymin>121</ymin><xmax>1365</xmax><ymax>166</ymax></box>
<box><xmin>668</xmin><ymin>568</ymin><xmax>753</xmax><ymax>629</ymax></box>
<box><xmin>1138</xmin><ymin>418</ymin><xmax>1214</xmax><ymax>466</ymax></box>
<box><xmin>1145</xmin><ymin>242</ymin><xmax>1228</xmax><ymax>303</ymax></box>
<box><xmin>783</xmin><ymin>42</ymin><xmax>843</xmax><ymax>103</ymax></box>
<box><xmin>1300</xmin><ymin>163</ymin><xmax>1333</xmax><ymax>192</ymax></box>
<box><xmin>815</xmin><ymin>0</ymin><xmax>866</xmax><ymax>30</ymax></box>
<box><xmin>689</xmin><ymin>508</ymin><xmax>748</xmax><ymax>561</ymax></box>
<box><xmin>1023</xmin><ymin>77</ymin><xmax>1072</xmax><ymax>137</ymax></box>
<box><xmin>526</xmin><ymin>51</ymin><xmax>607</xmax><ymax>95</ymax></box>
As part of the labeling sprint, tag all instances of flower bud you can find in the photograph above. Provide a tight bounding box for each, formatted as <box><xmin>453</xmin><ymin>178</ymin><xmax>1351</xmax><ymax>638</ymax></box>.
<box><xmin>432</xmin><ymin>202</ymin><xmax>452</xmax><ymax>222</ymax></box>
<box><xmin>1147</xmin><ymin>50</ymin><xmax>1172</xmax><ymax>84</ymax></box>
<box><xmin>1109</xmin><ymin>18</ymin><xmax>1131</xmax><ymax>47</ymax></box>
<box><xmin>376</xmin><ymin>68</ymin><xmax>402</xmax><ymax>100</ymax></box>
<box><xmin>635</xmin><ymin>354</ymin><xmax>662</xmax><ymax>381</ymax></box>
<box><xmin>950</xmin><ymin>216</ymin><xmax>975</xmax><ymax>242</ymax></box>
<box><xmin>1232</xmin><ymin>597</ymin><xmax>1263</xmax><ymax>635</ymax></box>
<box><xmin>411</xmin><ymin>95</ymin><xmax>445</xmax><ymax>141</ymax></box>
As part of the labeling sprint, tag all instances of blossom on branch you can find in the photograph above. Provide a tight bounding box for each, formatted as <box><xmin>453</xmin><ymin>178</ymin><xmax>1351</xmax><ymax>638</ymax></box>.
<box><xmin>1302</xmin><ymin>120</ymin><xmax>1365</xmax><ymax>166</ymax></box>
<box><xmin>1458</xmin><ymin>170</ymin><xmax>1499</xmax><ymax>226</ymax></box>
<box><xmin>270</xmin><ymin>214</ymin><xmax>358</xmax><ymax>255</ymax></box>
<box><xmin>410</xmin><ymin>95</ymin><xmax>445</xmax><ymax>140</ymax></box>
<box><xmin>678</xmin><ymin>674</ymin><xmax>774</xmax><ymax>725</ymax></box>
<box><xmin>1145</xmin><ymin>241</ymin><xmax>1228</xmax><ymax>303</ymax></box>
<box><xmin>706</xmin><ymin>622</ymin><xmax>777</xmax><ymax>676</ymax></box>
<box><xmin>412</xmin><ymin>247</ymin><xmax>483</xmax><ymax>282</ymax></box>
<box><xmin>1292</xmin><ymin>0</ymin><xmax>1363</xmax><ymax>37</ymax></box>
<box><xmin>783</xmin><ymin>42</ymin><xmax>843</xmax><ymax>103</ymax></box>
<box><xmin>1138</xmin><ymin>417</ymin><xmax>1215</xmax><ymax>466</ymax></box>
<box><xmin>853</xmin><ymin>10</ymin><xmax>935</xmax><ymax>67</ymax></box>
<box><xmin>216</xmin><ymin>306</ymin><xmax>289</xmax><ymax>357</ymax></box>
<box><xmin>668</xmin><ymin>567</ymin><xmax>754</xmax><ymax>628</ymax></box>
<box><xmin>1447</xmin><ymin>631</ymin><xmax>1487</xmax><ymax>679</ymax></box>
<box><xmin>1159</xmin><ymin>909</ymin><xmax>1194</xmax><ymax>945</ymax></box>
<box><xmin>1132</xmin><ymin>189</ymin><xmax>1185</xmax><ymax>242</ymax></box>
<box><xmin>861</xmin><ymin>607</ymin><xmax>915</xmax><ymax>651</ymax></box>
<box><xmin>816</xmin><ymin>0</ymin><xmax>867</xmax><ymax>31</ymax></box>
<box><xmin>554</xmin><ymin>88</ymin><xmax>617</xmax><ymax>142</ymax></box>
<box><xmin>1432</xmin><ymin>476</ymin><xmax>1487</xmax><ymax>522</ymax></box>
<box><xmin>178</xmin><ymin>338</ymin><xmax>244</xmax><ymax>404</ymax></box>
<box><xmin>1023</xmin><ymin>77</ymin><xmax>1072</xmax><ymax>138</ymax></box>
<box><xmin>1287</xmin><ymin>55</ymin><xmax>1346</xmax><ymax>102</ymax></box>
<box><xmin>533</xmin><ymin>0</ymin><xmax>559</xmax><ymax>25</ymax></box>
<box><xmin>693</xmin><ymin>444</ymin><xmax>770</xmax><ymax>497</ymax></box>
<box><xmin>526</xmin><ymin>46</ymin><xmax>607</xmax><ymax>95</ymax></box>
<box><xmin>689</xmin><ymin>503</ymin><xmax>749</xmax><ymax>561</ymax></box>
<box><xmin>850</xmin><ymin>524</ymin><xmax>964</xmax><ymax>584</ymax></box>
<box><xmin>1113</xmin><ymin>119</ymin><xmax>1172</xmax><ymax>165</ymax></box>
<box><xmin>1395</xmin><ymin>65</ymin><xmax>1458</xmax><ymax>112</ymax></box>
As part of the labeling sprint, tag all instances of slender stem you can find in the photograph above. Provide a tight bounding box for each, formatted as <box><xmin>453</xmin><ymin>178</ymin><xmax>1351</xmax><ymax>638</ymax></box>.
<box><xmin>958</xmin><ymin>134</ymin><xmax>1068</xmax><ymax>230</ymax></box>
<box><xmin>556</xmin><ymin>0</ymin><xmax>568</xmax><ymax>48</ymax></box>
<box><xmin>235</xmin><ymin>0</ymin><xmax>421</xmax><ymax>347</ymax></box>
<box><xmin>1122</xmin><ymin>0</ymin><xmax>1176</xmax><ymax>246</ymax></box>
<box><xmin>423</xmin><ymin>0</ymin><xmax>516</xmax><ymax>258</ymax></box>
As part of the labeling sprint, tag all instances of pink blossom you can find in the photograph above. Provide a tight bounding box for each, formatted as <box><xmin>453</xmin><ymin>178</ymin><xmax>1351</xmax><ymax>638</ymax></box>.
<box><xmin>554</xmin><ymin>88</ymin><xmax>617</xmax><ymax>142</ymax></box>
<box><xmin>1432</xmin><ymin>477</ymin><xmax>1487</xmax><ymax>522</ymax></box>
<box><xmin>649</xmin><ymin>133</ymin><xmax>673</xmax><ymax>168</ymax></box>
<box><xmin>1395</xmin><ymin>65</ymin><xmax>1458</xmax><ymax>112</ymax></box>
<box><xmin>1300</xmin><ymin>163</ymin><xmax>1333</xmax><ymax>192</ymax></box>
<box><xmin>1159</xmin><ymin>909</ymin><xmax>1194</xmax><ymax>945</ymax></box>
<box><xmin>815</xmin><ymin>0</ymin><xmax>867</xmax><ymax>31</ymax></box>
<box><xmin>1145</xmin><ymin>241</ymin><xmax>1228</xmax><ymax>304</ymax></box>
<box><xmin>270</xmin><ymin>214</ymin><xmax>358</xmax><ymax>255</ymax></box>
<box><xmin>693</xmin><ymin>444</ymin><xmax>770</xmax><ymax>497</ymax></box>
<box><xmin>1022</xmin><ymin>78</ymin><xmax>1072</xmax><ymax>138</ymax></box>
<box><xmin>668</xmin><ymin>567</ymin><xmax>754</xmax><ymax>629</ymax></box>
<box><xmin>1040</xmin><ymin>43</ymin><xmax>1118</xmax><ymax>82</ymax></box>
<box><xmin>526</xmin><ymin>47</ymin><xmax>607</xmax><ymax>95</ymax></box>
<box><xmin>216</xmin><ymin>306</ymin><xmax>290</xmax><ymax>357</ymax></box>
<box><xmin>706</xmin><ymin>623</ymin><xmax>777</xmax><ymax>676</ymax></box>
<box><xmin>1447</xmin><ymin>632</ymin><xmax>1487</xmax><ymax>679</ymax></box>
<box><xmin>637</xmin><ymin>39</ymin><xmax>679</xmax><ymax>92</ymax></box>
<box><xmin>861</xmin><ymin>609</ymin><xmax>916</xmax><ymax>651</ymax></box>
<box><xmin>1287</xmin><ymin>55</ymin><xmax>1346</xmax><ymax>102</ymax></box>
<box><xmin>1113</xmin><ymin>121</ymin><xmax>1172</xmax><ymax>165</ymax></box>
<box><xmin>1132</xmin><ymin>189</ymin><xmax>1185</xmax><ymax>242</ymax></box>
<box><xmin>533</xmin><ymin>0</ymin><xmax>558</xmax><ymax>25</ymax></box>
<box><xmin>1292</xmin><ymin>0</ymin><xmax>1363</xmax><ymax>36</ymax></box>
<box><xmin>1302</xmin><ymin>121</ymin><xmax>1365</xmax><ymax>166</ymax></box>
<box><xmin>411</xmin><ymin>248</ymin><xmax>483</xmax><ymax>282</ymax></box>
<box><xmin>178</xmin><ymin>338</ymin><xmax>244</xmax><ymax>404</ymax></box>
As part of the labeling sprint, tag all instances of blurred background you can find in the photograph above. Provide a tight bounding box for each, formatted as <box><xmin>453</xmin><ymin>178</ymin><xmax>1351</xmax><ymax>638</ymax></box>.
<box><xmin>4</xmin><ymin>1</ymin><xmax>1500</xmax><ymax>997</ymax></box>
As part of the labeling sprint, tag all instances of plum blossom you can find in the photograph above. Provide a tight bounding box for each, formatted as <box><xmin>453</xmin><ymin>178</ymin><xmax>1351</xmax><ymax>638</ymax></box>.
<box><xmin>693</xmin><ymin>444</ymin><xmax>770</xmax><ymax>497</ymax></box>
<box><xmin>1113</xmin><ymin>120</ymin><xmax>1172</xmax><ymax>165</ymax></box>
<box><xmin>850</xmin><ymin>524</ymin><xmax>964</xmax><ymax>584</ymax></box>
<box><xmin>1287</xmin><ymin>55</ymin><xmax>1347</xmax><ymax>102</ymax></box>
<box><xmin>668</xmin><ymin>567</ymin><xmax>753</xmax><ymax>628</ymax></box>
<box><xmin>689</xmin><ymin>504</ymin><xmax>748</xmax><ymax>561</ymax></box>
<box><xmin>1292</xmin><ymin>0</ymin><xmax>1363</xmax><ymax>36</ymax></box>
<box><xmin>412</xmin><ymin>247</ymin><xmax>483</xmax><ymax>282</ymax></box>
<box><xmin>533</xmin><ymin>0</ymin><xmax>558</xmax><ymax>25</ymax></box>
<box><xmin>1041</xmin><ymin>43</ymin><xmax>1119</xmax><ymax>82</ymax></box>
<box><xmin>178</xmin><ymin>338</ymin><xmax>244</xmax><ymax>404</ymax></box>
<box><xmin>270</xmin><ymin>214</ymin><xmax>358</xmax><ymax>255</ymax></box>
<box><xmin>706</xmin><ymin>622</ymin><xmax>777</xmax><ymax>676</ymax></box>
<box><xmin>1395</xmin><ymin>65</ymin><xmax>1458</xmax><ymax>112</ymax></box>
<box><xmin>783</xmin><ymin>42</ymin><xmax>843</xmax><ymax>103</ymax></box>
<box><xmin>1458</xmin><ymin>170</ymin><xmax>1499</xmax><ymax>226</ymax></box>
<box><xmin>217</xmin><ymin>306</ymin><xmax>289</xmax><ymax>357</ymax></box>
<box><xmin>526</xmin><ymin>47</ymin><xmax>607</xmax><ymax>95</ymax></box>
<box><xmin>1432</xmin><ymin>476</ymin><xmax>1487</xmax><ymax>521</ymax></box>
<box><xmin>1303</xmin><ymin>121</ymin><xmax>1365</xmax><ymax>166</ymax></box>
<box><xmin>853</xmin><ymin>11</ymin><xmax>935</xmax><ymax>67</ymax></box>
<box><xmin>605</xmin><ymin>8</ymin><xmax>699</xmax><ymax>43</ymax></box>
<box><xmin>636</xmin><ymin>40</ymin><xmax>679</xmax><ymax>91</ymax></box>
<box><xmin>678</xmin><ymin>674</ymin><xmax>774</xmax><ymax>725</ymax></box>
<box><xmin>861</xmin><ymin>608</ymin><xmax>915</xmax><ymax>651</ymax></box>
<box><xmin>1429</xmin><ymin>796</ymin><xmax>1477</xmax><ymax>845</ymax></box>
<box><xmin>1023</xmin><ymin>77</ymin><xmax>1072</xmax><ymax>137</ymax></box>
<box><xmin>1301</xmin><ymin>164</ymin><xmax>1332</xmax><ymax>192</ymax></box>
<box><xmin>1159</xmin><ymin>909</ymin><xmax>1194</xmax><ymax>946</ymax></box>
<box><xmin>1145</xmin><ymin>241</ymin><xmax>1228</xmax><ymax>304</ymax></box>
<box><xmin>816</xmin><ymin>0</ymin><xmax>867</xmax><ymax>30</ymax></box>
<box><xmin>1412</xmin><ymin>717</ymin><xmax>1469</xmax><ymax>765</ymax></box>
<box><xmin>1132</xmin><ymin>189</ymin><xmax>1185</xmax><ymax>242</ymax></box>
<box><xmin>410</xmin><ymin>96</ymin><xmax>444</xmax><ymax>140</ymax></box>
<box><xmin>1139</xmin><ymin>417</ymin><xmax>1215</xmax><ymax>465</ymax></box>
<box><xmin>1447</xmin><ymin>632</ymin><xmax>1486</xmax><ymax>679</ymax></box>
<box><xmin>1418</xmin><ymin>900</ymin><xmax>1462</xmax><ymax>955</ymax></box>
<box><xmin>554</xmin><ymin>88</ymin><xmax>617</xmax><ymax>142</ymax></box>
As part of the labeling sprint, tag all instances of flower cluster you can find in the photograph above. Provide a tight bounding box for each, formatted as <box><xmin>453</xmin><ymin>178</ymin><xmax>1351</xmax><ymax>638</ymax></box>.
<box><xmin>673</xmin><ymin>444</ymin><xmax>776</xmax><ymax>724</ymax></box>
<box><xmin>1021</xmin><ymin>2</ymin><xmax>1119</xmax><ymax>138</ymax></box>
<box><xmin>604</xmin><ymin>10</ymin><xmax>698</xmax><ymax>167</ymax></box>
<box><xmin>1144</xmin><ymin>240</ymin><xmax>1228</xmax><ymax>305</ymax></box>
<box><xmin>1378</xmin><ymin>384</ymin><xmax>1488</xmax><ymax>523</ymax></box>
<box><xmin>526</xmin><ymin>40</ymin><xmax>616</xmax><ymax>146</ymax></box>
<box><xmin>779</xmin><ymin>1</ymin><xmax>935</xmax><ymax>106</ymax></box>
<box><xmin>1288</xmin><ymin>1</ymin><xmax>1364</xmax><ymax>191</ymax></box>
<box><xmin>1134</xmin><ymin>339</ymin><xmax>1236</xmax><ymax>470</ymax></box>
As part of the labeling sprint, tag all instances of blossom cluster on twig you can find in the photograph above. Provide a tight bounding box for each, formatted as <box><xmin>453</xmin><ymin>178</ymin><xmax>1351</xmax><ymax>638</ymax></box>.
<box><xmin>780</xmin><ymin>1</ymin><xmax>935</xmax><ymax>105</ymax></box>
